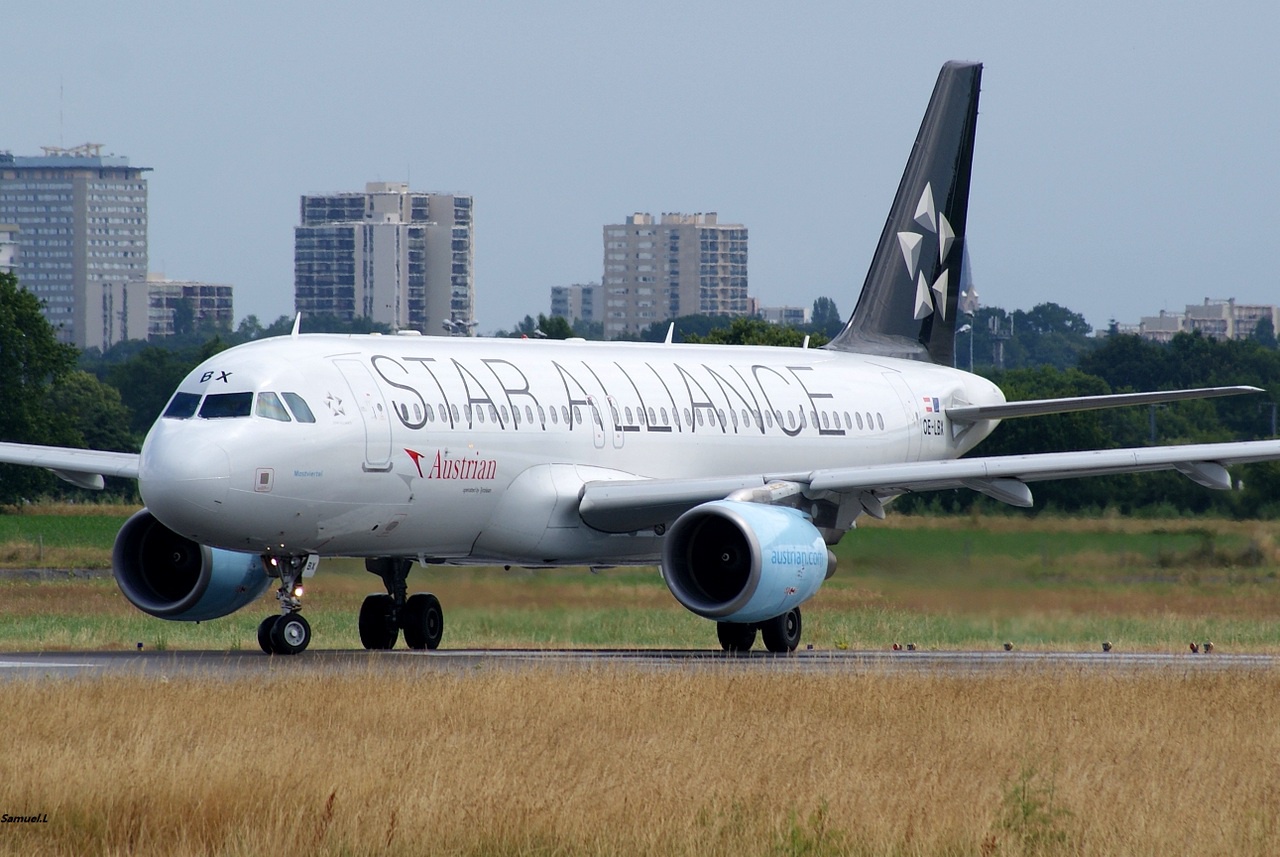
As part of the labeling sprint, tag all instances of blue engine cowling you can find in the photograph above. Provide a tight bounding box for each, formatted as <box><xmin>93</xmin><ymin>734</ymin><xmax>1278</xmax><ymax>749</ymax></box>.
<box><xmin>112</xmin><ymin>509</ymin><xmax>271</xmax><ymax>621</ymax></box>
<box><xmin>661</xmin><ymin>500</ymin><xmax>835</xmax><ymax>624</ymax></box>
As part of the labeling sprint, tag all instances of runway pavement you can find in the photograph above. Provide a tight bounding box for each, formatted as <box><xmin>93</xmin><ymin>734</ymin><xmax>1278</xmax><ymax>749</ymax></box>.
<box><xmin>0</xmin><ymin>647</ymin><xmax>1276</xmax><ymax>680</ymax></box>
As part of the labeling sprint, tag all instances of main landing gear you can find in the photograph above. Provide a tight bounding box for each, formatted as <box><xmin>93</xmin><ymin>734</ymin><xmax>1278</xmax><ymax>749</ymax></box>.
<box><xmin>716</xmin><ymin>607</ymin><xmax>803</xmax><ymax>654</ymax></box>
<box><xmin>359</xmin><ymin>557</ymin><xmax>444</xmax><ymax>651</ymax></box>
<box><xmin>257</xmin><ymin>555</ymin><xmax>315</xmax><ymax>655</ymax></box>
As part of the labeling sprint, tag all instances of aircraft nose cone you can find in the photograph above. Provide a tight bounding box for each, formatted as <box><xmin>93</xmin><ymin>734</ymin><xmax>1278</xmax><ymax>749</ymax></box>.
<box><xmin>139</xmin><ymin>435</ymin><xmax>232</xmax><ymax>523</ymax></box>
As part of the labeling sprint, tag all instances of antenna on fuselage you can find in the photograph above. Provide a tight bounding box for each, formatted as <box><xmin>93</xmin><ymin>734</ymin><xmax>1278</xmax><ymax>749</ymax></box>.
<box><xmin>664</xmin><ymin>322</ymin><xmax>675</xmax><ymax>345</ymax></box>
<box><xmin>290</xmin><ymin>313</ymin><xmax>302</xmax><ymax>339</ymax></box>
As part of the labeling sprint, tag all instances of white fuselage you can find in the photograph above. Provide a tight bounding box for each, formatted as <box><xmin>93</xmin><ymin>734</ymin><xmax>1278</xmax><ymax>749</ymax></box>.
<box><xmin>137</xmin><ymin>334</ymin><xmax>1004</xmax><ymax>564</ymax></box>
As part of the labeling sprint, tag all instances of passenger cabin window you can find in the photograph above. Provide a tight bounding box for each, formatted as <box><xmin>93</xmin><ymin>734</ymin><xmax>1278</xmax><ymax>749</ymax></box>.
<box><xmin>163</xmin><ymin>392</ymin><xmax>201</xmax><ymax>419</ymax></box>
<box><xmin>256</xmin><ymin>392</ymin><xmax>291</xmax><ymax>422</ymax></box>
<box><xmin>200</xmin><ymin>392</ymin><xmax>253</xmax><ymax>419</ymax></box>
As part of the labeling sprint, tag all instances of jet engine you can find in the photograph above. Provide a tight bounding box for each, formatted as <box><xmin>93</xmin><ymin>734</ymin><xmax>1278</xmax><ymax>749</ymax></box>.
<box><xmin>661</xmin><ymin>500</ymin><xmax>835</xmax><ymax>624</ymax></box>
<box><xmin>112</xmin><ymin>509</ymin><xmax>271</xmax><ymax>621</ymax></box>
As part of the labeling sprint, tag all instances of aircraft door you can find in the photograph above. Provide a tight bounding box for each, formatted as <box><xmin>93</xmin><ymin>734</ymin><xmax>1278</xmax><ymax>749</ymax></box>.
<box><xmin>883</xmin><ymin>372</ymin><xmax>922</xmax><ymax>462</ymax></box>
<box><xmin>605</xmin><ymin>395</ymin><xmax>624</xmax><ymax>448</ymax></box>
<box><xmin>334</xmin><ymin>359</ymin><xmax>394</xmax><ymax>472</ymax></box>
<box><xmin>586</xmin><ymin>396</ymin><xmax>606</xmax><ymax>449</ymax></box>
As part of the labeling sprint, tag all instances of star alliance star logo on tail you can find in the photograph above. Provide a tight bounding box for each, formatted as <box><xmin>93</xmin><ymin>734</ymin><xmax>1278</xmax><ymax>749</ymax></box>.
<box><xmin>896</xmin><ymin>183</ymin><xmax>954</xmax><ymax>322</ymax></box>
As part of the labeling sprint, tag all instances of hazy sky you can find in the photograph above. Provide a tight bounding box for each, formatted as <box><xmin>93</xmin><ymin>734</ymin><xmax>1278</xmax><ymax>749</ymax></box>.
<box><xmin>6</xmin><ymin>1</ymin><xmax>1279</xmax><ymax>333</ymax></box>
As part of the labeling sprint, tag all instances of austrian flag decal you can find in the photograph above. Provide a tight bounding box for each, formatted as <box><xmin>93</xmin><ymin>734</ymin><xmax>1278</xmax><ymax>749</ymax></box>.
<box><xmin>922</xmin><ymin>397</ymin><xmax>940</xmax><ymax>413</ymax></box>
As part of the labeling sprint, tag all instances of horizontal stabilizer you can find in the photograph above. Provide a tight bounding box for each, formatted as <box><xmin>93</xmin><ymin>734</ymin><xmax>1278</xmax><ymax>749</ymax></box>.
<box><xmin>946</xmin><ymin>386</ymin><xmax>1263</xmax><ymax>423</ymax></box>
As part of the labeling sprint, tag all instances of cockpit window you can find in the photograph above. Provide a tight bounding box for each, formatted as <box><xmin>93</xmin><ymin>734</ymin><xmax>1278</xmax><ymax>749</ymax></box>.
<box><xmin>281</xmin><ymin>392</ymin><xmax>316</xmax><ymax>424</ymax></box>
<box><xmin>256</xmin><ymin>392</ymin><xmax>291</xmax><ymax>422</ymax></box>
<box><xmin>200</xmin><ymin>392</ymin><xmax>253</xmax><ymax>419</ymax></box>
<box><xmin>162</xmin><ymin>392</ymin><xmax>201</xmax><ymax>419</ymax></box>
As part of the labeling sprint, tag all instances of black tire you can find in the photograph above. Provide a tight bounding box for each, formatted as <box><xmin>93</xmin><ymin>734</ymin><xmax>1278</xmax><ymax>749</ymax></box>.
<box><xmin>717</xmin><ymin>621</ymin><xmax>757</xmax><ymax>653</ymax></box>
<box><xmin>270</xmin><ymin>613</ymin><xmax>311</xmax><ymax>655</ymax></box>
<box><xmin>358</xmin><ymin>594</ymin><xmax>399</xmax><ymax>650</ymax></box>
<box><xmin>257</xmin><ymin>615</ymin><xmax>277</xmax><ymax>655</ymax></box>
<box><xmin>760</xmin><ymin>608</ymin><xmax>802</xmax><ymax>653</ymax></box>
<box><xmin>402</xmin><ymin>593</ymin><xmax>444</xmax><ymax>650</ymax></box>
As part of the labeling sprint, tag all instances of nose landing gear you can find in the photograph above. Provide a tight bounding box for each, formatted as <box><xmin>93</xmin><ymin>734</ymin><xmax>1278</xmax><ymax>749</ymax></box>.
<box><xmin>360</xmin><ymin>557</ymin><xmax>444</xmax><ymax>651</ymax></box>
<box><xmin>257</xmin><ymin>554</ymin><xmax>316</xmax><ymax>655</ymax></box>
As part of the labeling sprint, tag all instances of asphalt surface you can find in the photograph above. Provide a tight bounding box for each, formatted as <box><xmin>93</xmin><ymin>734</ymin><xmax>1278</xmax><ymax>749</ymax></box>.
<box><xmin>0</xmin><ymin>648</ymin><xmax>1275</xmax><ymax>680</ymax></box>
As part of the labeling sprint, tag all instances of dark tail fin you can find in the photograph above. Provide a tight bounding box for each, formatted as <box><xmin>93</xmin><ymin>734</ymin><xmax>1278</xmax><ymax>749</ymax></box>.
<box><xmin>827</xmin><ymin>61</ymin><xmax>982</xmax><ymax>365</ymax></box>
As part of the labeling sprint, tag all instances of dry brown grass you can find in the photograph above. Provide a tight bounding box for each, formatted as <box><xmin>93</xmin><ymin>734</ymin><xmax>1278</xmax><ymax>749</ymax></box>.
<box><xmin>1</xmin><ymin>668</ymin><xmax>1278</xmax><ymax>856</ymax></box>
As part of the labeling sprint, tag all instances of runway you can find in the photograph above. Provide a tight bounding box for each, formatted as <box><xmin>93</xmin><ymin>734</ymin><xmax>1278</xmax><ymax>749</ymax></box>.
<box><xmin>0</xmin><ymin>647</ymin><xmax>1276</xmax><ymax>680</ymax></box>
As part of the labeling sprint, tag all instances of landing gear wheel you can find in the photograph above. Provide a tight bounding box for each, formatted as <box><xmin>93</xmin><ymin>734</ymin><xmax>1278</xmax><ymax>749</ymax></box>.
<box><xmin>270</xmin><ymin>613</ymin><xmax>312</xmax><ymax>655</ymax></box>
<box><xmin>257</xmin><ymin>615</ymin><xmax>277</xmax><ymax>654</ymax></box>
<box><xmin>258</xmin><ymin>553</ymin><xmax>315</xmax><ymax>655</ymax></box>
<box><xmin>402</xmin><ymin>593</ymin><xmax>444</xmax><ymax>650</ymax></box>
<box><xmin>761</xmin><ymin>607</ymin><xmax>802</xmax><ymax>653</ymax></box>
<box><xmin>717</xmin><ymin>621</ymin><xmax>758</xmax><ymax>653</ymax></box>
<box><xmin>359</xmin><ymin>594</ymin><xmax>399</xmax><ymax>650</ymax></box>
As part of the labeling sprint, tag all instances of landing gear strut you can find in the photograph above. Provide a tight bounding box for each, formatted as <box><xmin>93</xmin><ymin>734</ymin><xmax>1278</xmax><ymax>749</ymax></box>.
<box><xmin>257</xmin><ymin>554</ymin><xmax>315</xmax><ymax>655</ymax></box>
<box><xmin>360</xmin><ymin>557</ymin><xmax>444</xmax><ymax>651</ymax></box>
<box><xmin>717</xmin><ymin>607</ymin><xmax>802</xmax><ymax>655</ymax></box>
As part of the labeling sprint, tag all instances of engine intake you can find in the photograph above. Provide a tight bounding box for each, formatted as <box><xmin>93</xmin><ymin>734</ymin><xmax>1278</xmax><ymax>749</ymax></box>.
<box><xmin>112</xmin><ymin>509</ymin><xmax>270</xmax><ymax>621</ymax></box>
<box><xmin>661</xmin><ymin>500</ymin><xmax>834</xmax><ymax>624</ymax></box>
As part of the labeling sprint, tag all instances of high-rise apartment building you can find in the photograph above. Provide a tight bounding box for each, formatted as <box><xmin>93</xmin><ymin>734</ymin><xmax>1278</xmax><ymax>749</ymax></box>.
<box><xmin>146</xmin><ymin>273</ymin><xmax>235</xmax><ymax>338</ymax></box>
<box><xmin>0</xmin><ymin>144</ymin><xmax>150</xmax><ymax>349</ymax></box>
<box><xmin>550</xmin><ymin>282</ymin><xmax>598</xmax><ymax>325</ymax></box>
<box><xmin>294</xmin><ymin>182</ymin><xmax>473</xmax><ymax>334</ymax></box>
<box><xmin>0</xmin><ymin>224</ymin><xmax>17</xmax><ymax>274</ymax></box>
<box><xmin>601</xmin><ymin>212</ymin><xmax>747</xmax><ymax>336</ymax></box>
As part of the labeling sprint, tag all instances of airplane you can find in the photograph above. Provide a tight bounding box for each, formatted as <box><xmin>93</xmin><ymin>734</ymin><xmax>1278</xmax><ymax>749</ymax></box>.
<box><xmin>3</xmin><ymin>60</ymin><xmax>1280</xmax><ymax>656</ymax></box>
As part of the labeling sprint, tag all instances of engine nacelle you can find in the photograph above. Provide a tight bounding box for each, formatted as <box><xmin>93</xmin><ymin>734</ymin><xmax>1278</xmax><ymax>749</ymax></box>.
<box><xmin>661</xmin><ymin>500</ymin><xmax>835</xmax><ymax>625</ymax></box>
<box><xmin>112</xmin><ymin>509</ymin><xmax>271</xmax><ymax>621</ymax></box>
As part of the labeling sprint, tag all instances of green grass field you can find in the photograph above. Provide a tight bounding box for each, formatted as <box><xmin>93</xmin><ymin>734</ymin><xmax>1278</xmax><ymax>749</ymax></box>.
<box><xmin>2</xmin><ymin>507</ymin><xmax>1279</xmax><ymax>652</ymax></box>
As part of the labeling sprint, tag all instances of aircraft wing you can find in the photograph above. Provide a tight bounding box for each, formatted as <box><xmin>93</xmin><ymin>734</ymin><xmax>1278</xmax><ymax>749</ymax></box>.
<box><xmin>578</xmin><ymin>439</ymin><xmax>1280</xmax><ymax>533</ymax></box>
<box><xmin>0</xmin><ymin>442</ymin><xmax>140</xmax><ymax>491</ymax></box>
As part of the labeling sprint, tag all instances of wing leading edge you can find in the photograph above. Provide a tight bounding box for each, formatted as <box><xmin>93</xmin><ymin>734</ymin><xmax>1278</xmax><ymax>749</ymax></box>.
<box><xmin>0</xmin><ymin>442</ymin><xmax>140</xmax><ymax>491</ymax></box>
